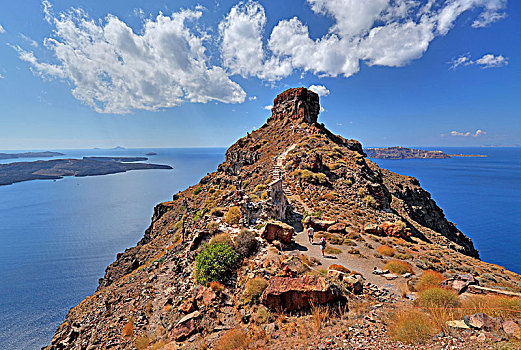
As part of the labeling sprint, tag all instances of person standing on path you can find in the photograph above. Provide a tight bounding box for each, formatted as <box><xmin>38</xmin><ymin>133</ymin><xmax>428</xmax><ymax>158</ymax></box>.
<box><xmin>319</xmin><ymin>237</ymin><xmax>326</xmax><ymax>257</ymax></box>
<box><xmin>307</xmin><ymin>226</ymin><xmax>314</xmax><ymax>243</ymax></box>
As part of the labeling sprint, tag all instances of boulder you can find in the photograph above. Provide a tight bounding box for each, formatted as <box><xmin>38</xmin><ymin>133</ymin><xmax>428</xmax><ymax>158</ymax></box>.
<box><xmin>172</xmin><ymin>311</ymin><xmax>200</xmax><ymax>341</ymax></box>
<box><xmin>379</xmin><ymin>221</ymin><xmax>411</xmax><ymax>238</ymax></box>
<box><xmin>327</xmin><ymin>223</ymin><xmax>346</xmax><ymax>233</ymax></box>
<box><xmin>304</xmin><ymin>216</ymin><xmax>336</xmax><ymax>231</ymax></box>
<box><xmin>502</xmin><ymin>320</ymin><xmax>520</xmax><ymax>338</ymax></box>
<box><xmin>260</xmin><ymin>275</ymin><xmax>343</xmax><ymax>311</ymax></box>
<box><xmin>463</xmin><ymin>313</ymin><xmax>502</xmax><ymax>332</ymax></box>
<box><xmin>364</xmin><ymin>223</ymin><xmax>382</xmax><ymax>235</ymax></box>
<box><xmin>261</xmin><ymin>221</ymin><xmax>294</xmax><ymax>244</ymax></box>
<box><xmin>343</xmin><ymin>274</ymin><xmax>364</xmax><ymax>294</ymax></box>
<box><xmin>442</xmin><ymin>274</ymin><xmax>478</xmax><ymax>294</ymax></box>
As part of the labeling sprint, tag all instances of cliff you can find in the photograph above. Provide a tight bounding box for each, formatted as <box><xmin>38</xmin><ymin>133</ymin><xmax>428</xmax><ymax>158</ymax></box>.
<box><xmin>45</xmin><ymin>88</ymin><xmax>521</xmax><ymax>350</ymax></box>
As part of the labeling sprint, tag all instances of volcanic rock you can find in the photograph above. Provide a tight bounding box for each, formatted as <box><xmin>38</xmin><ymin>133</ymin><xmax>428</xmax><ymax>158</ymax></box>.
<box><xmin>260</xmin><ymin>221</ymin><xmax>294</xmax><ymax>244</ymax></box>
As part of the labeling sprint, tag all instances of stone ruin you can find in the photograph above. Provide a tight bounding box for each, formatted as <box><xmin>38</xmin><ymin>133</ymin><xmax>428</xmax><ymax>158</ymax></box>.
<box><xmin>241</xmin><ymin>178</ymin><xmax>288</xmax><ymax>224</ymax></box>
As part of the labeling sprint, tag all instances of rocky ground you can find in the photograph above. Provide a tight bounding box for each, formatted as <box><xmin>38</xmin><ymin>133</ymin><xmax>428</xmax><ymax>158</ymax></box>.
<box><xmin>43</xmin><ymin>88</ymin><xmax>521</xmax><ymax>350</ymax></box>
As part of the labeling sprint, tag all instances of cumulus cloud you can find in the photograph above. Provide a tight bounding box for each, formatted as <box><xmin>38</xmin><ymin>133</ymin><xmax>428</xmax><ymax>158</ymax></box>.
<box><xmin>220</xmin><ymin>0</ymin><xmax>507</xmax><ymax>80</ymax></box>
<box><xmin>308</xmin><ymin>84</ymin><xmax>329</xmax><ymax>96</ymax></box>
<box><xmin>450</xmin><ymin>129</ymin><xmax>487</xmax><ymax>137</ymax></box>
<box><xmin>20</xmin><ymin>34</ymin><xmax>39</xmax><ymax>47</ymax></box>
<box><xmin>0</xmin><ymin>24</ymin><xmax>5</xmax><ymax>34</ymax></box>
<box><xmin>450</xmin><ymin>53</ymin><xmax>508</xmax><ymax>69</ymax></box>
<box><xmin>264</xmin><ymin>105</ymin><xmax>272</xmax><ymax>110</ymax></box>
<box><xmin>15</xmin><ymin>1</ymin><xmax>245</xmax><ymax>114</ymax></box>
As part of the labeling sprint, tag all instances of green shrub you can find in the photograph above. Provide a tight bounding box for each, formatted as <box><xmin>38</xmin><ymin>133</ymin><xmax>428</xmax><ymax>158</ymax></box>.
<box><xmin>195</xmin><ymin>242</ymin><xmax>239</xmax><ymax>285</ymax></box>
<box><xmin>194</xmin><ymin>209</ymin><xmax>204</xmax><ymax>221</ymax></box>
<box><xmin>193</xmin><ymin>187</ymin><xmax>202</xmax><ymax>195</ymax></box>
<box><xmin>224</xmin><ymin>206</ymin><xmax>241</xmax><ymax>225</ymax></box>
<box><xmin>261</xmin><ymin>190</ymin><xmax>268</xmax><ymax>200</ymax></box>
<box><xmin>418</xmin><ymin>287</ymin><xmax>458</xmax><ymax>308</ymax></box>
<box><xmin>210</xmin><ymin>233</ymin><xmax>233</xmax><ymax>247</ymax></box>
<box><xmin>384</xmin><ymin>260</ymin><xmax>414</xmax><ymax>275</ymax></box>
<box><xmin>254</xmin><ymin>184</ymin><xmax>267</xmax><ymax>192</ymax></box>
<box><xmin>235</xmin><ymin>228</ymin><xmax>257</xmax><ymax>257</ymax></box>
<box><xmin>207</xmin><ymin>221</ymin><xmax>220</xmax><ymax>235</ymax></box>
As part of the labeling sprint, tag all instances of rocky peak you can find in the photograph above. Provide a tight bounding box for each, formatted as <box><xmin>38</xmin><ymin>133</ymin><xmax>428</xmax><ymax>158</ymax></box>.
<box><xmin>269</xmin><ymin>87</ymin><xmax>320</xmax><ymax>124</ymax></box>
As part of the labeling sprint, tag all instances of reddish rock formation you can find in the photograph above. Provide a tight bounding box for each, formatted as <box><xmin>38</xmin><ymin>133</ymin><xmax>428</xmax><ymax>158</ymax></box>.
<box><xmin>303</xmin><ymin>216</ymin><xmax>336</xmax><ymax>231</ymax></box>
<box><xmin>270</xmin><ymin>87</ymin><xmax>320</xmax><ymax>124</ymax></box>
<box><xmin>260</xmin><ymin>221</ymin><xmax>294</xmax><ymax>244</ymax></box>
<box><xmin>260</xmin><ymin>275</ymin><xmax>343</xmax><ymax>311</ymax></box>
<box><xmin>380</xmin><ymin>221</ymin><xmax>411</xmax><ymax>238</ymax></box>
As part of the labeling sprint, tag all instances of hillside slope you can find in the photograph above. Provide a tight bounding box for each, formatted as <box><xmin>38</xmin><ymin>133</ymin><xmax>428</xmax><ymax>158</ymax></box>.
<box><xmin>45</xmin><ymin>88</ymin><xmax>521</xmax><ymax>350</ymax></box>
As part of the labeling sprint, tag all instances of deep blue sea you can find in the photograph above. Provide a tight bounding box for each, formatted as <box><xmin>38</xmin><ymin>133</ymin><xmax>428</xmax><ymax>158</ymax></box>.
<box><xmin>0</xmin><ymin>148</ymin><xmax>225</xmax><ymax>350</ymax></box>
<box><xmin>0</xmin><ymin>146</ymin><xmax>519</xmax><ymax>349</ymax></box>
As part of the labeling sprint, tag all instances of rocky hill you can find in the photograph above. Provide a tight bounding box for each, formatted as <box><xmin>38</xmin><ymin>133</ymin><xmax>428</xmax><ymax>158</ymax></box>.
<box><xmin>45</xmin><ymin>88</ymin><xmax>521</xmax><ymax>350</ymax></box>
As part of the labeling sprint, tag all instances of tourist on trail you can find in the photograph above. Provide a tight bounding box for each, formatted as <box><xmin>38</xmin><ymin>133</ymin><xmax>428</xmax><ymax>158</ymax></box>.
<box><xmin>307</xmin><ymin>226</ymin><xmax>314</xmax><ymax>243</ymax></box>
<box><xmin>320</xmin><ymin>237</ymin><xmax>326</xmax><ymax>257</ymax></box>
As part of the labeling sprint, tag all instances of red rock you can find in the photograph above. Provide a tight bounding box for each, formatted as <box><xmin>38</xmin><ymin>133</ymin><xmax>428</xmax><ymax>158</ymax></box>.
<box><xmin>261</xmin><ymin>221</ymin><xmax>294</xmax><ymax>244</ymax></box>
<box><xmin>195</xmin><ymin>287</ymin><xmax>217</xmax><ymax>306</ymax></box>
<box><xmin>180</xmin><ymin>298</ymin><xmax>197</xmax><ymax>313</ymax></box>
<box><xmin>327</xmin><ymin>223</ymin><xmax>346</xmax><ymax>233</ymax></box>
<box><xmin>172</xmin><ymin>311</ymin><xmax>200</xmax><ymax>341</ymax></box>
<box><xmin>260</xmin><ymin>275</ymin><xmax>342</xmax><ymax>311</ymax></box>
<box><xmin>304</xmin><ymin>216</ymin><xmax>336</xmax><ymax>231</ymax></box>
<box><xmin>379</xmin><ymin>221</ymin><xmax>411</xmax><ymax>238</ymax></box>
<box><xmin>269</xmin><ymin>87</ymin><xmax>320</xmax><ymax>124</ymax></box>
<box><xmin>442</xmin><ymin>274</ymin><xmax>477</xmax><ymax>294</ymax></box>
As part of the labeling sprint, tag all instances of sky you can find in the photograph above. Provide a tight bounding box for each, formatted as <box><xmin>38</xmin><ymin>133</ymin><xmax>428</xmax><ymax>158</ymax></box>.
<box><xmin>0</xmin><ymin>0</ymin><xmax>519</xmax><ymax>150</ymax></box>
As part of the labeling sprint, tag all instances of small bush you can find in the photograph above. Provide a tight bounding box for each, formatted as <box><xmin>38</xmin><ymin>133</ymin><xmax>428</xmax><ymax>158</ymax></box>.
<box><xmin>249</xmin><ymin>194</ymin><xmax>260</xmax><ymax>202</ymax></box>
<box><xmin>363</xmin><ymin>195</ymin><xmax>378</xmax><ymax>208</ymax></box>
<box><xmin>384</xmin><ymin>260</ymin><xmax>414</xmax><ymax>275</ymax></box>
<box><xmin>328</xmin><ymin>264</ymin><xmax>350</xmax><ymax>274</ymax></box>
<box><xmin>210</xmin><ymin>207</ymin><xmax>225</xmax><ymax>217</ymax></box>
<box><xmin>377</xmin><ymin>245</ymin><xmax>395</xmax><ymax>257</ymax></box>
<box><xmin>254</xmin><ymin>184</ymin><xmax>267</xmax><ymax>192</ymax></box>
<box><xmin>235</xmin><ymin>228</ymin><xmax>257</xmax><ymax>257</ymax></box>
<box><xmin>394</xmin><ymin>253</ymin><xmax>412</xmax><ymax>260</ymax></box>
<box><xmin>193</xmin><ymin>187</ymin><xmax>202</xmax><ymax>195</ymax></box>
<box><xmin>415</xmin><ymin>270</ymin><xmax>445</xmax><ymax>292</ymax></box>
<box><xmin>254</xmin><ymin>305</ymin><xmax>273</xmax><ymax>324</ymax></box>
<box><xmin>195</xmin><ymin>242</ymin><xmax>239</xmax><ymax>285</ymax></box>
<box><xmin>209</xmin><ymin>281</ymin><xmax>225</xmax><ymax>294</ymax></box>
<box><xmin>214</xmin><ymin>328</ymin><xmax>249</xmax><ymax>350</ymax></box>
<box><xmin>261</xmin><ymin>190</ymin><xmax>268</xmax><ymax>200</ymax></box>
<box><xmin>325</xmin><ymin>246</ymin><xmax>342</xmax><ymax>255</ymax></box>
<box><xmin>210</xmin><ymin>233</ymin><xmax>233</xmax><ymax>247</ymax></box>
<box><xmin>418</xmin><ymin>287</ymin><xmax>458</xmax><ymax>309</ymax></box>
<box><xmin>224</xmin><ymin>206</ymin><xmax>241</xmax><ymax>225</ymax></box>
<box><xmin>243</xmin><ymin>277</ymin><xmax>268</xmax><ymax>303</ymax></box>
<box><xmin>135</xmin><ymin>336</ymin><xmax>150</xmax><ymax>350</ymax></box>
<box><xmin>194</xmin><ymin>209</ymin><xmax>204</xmax><ymax>221</ymax></box>
<box><xmin>122</xmin><ymin>317</ymin><xmax>134</xmax><ymax>337</ymax></box>
<box><xmin>388</xmin><ymin>309</ymin><xmax>436</xmax><ymax>344</ymax></box>
<box><xmin>207</xmin><ymin>221</ymin><xmax>220</xmax><ymax>235</ymax></box>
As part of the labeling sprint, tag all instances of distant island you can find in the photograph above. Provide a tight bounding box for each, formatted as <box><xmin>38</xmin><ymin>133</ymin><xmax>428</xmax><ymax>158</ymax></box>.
<box><xmin>0</xmin><ymin>151</ymin><xmax>65</xmax><ymax>160</ymax></box>
<box><xmin>145</xmin><ymin>152</ymin><xmax>157</xmax><ymax>156</ymax></box>
<box><xmin>365</xmin><ymin>146</ymin><xmax>486</xmax><ymax>159</ymax></box>
<box><xmin>0</xmin><ymin>158</ymin><xmax>172</xmax><ymax>186</ymax></box>
<box><xmin>83</xmin><ymin>156</ymin><xmax>148</xmax><ymax>162</ymax></box>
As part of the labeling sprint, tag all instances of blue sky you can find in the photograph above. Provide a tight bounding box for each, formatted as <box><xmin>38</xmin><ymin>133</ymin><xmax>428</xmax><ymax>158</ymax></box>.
<box><xmin>0</xmin><ymin>0</ymin><xmax>519</xmax><ymax>150</ymax></box>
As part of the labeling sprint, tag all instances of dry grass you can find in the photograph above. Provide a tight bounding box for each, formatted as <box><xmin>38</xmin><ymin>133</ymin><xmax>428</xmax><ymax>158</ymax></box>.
<box><xmin>418</xmin><ymin>287</ymin><xmax>459</xmax><ymax>332</ymax></box>
<box><xmin>325</xmin><ymin>246</ymin><xmax>342</xmax><ymax>255</ymax></box>
<box><xmin>311</xmin><ymin>303</ymin><xmax>330</xmax><ymax>335</ymax></box>
<box><xmin>224</xmin><ymin>206</ymin><xmax>241</xmax><ymax>225</ymax></box>
<box><xmin>209</xmin><ymin>233</ymin><xmax>233</xmax><ymax>247</ymax></box>
<box><xmin>214</xmin><ymin>328</ymin><xmax>250</xmax><ymax>350</ymax></box>
<box><xmin>377</xmin><ymin>245</ymin><xmax>395</xmax><ymax>257</ymax></box>
<box><xmin>415</xmin><ymin>270</ymin><xmax>446</xmax><ymax>292</ymax></box>
<box><xmin>328</xmin><ymin>264</ymin><xmax>350</xmax><ymax>274</ymax></box>
<box><xmin>388</xmin><ymin>309</ymin><xmax>437</xmax><ymax>344</ymax></box>
<box><xmin>384</xmin><ymin>260</ymin><xmax>414</xmax><ymax>275</ymax></box>
<box><xmin>244</xmin><ymin>277</ymin><xmax>268</xmax><ymax>303</ymax></box>
<box><xmin>209</xmin><ymin>281</ymin><xmax>225</xmax><ymax>294</ymax></box>
<box><xmin>122</xmin><ymin>317</ymin><xmax>134</xmax><ymax>337</ymax></box>
<box><xmin>458</xmin><ymin>295</ymin><xmax>521</xmax><ymax>319</ymax></box>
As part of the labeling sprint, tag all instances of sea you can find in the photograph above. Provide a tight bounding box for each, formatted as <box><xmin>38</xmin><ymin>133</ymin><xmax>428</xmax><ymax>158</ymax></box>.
<box><xmin>0</xmin><ymin>146</ymin><xmax>519</xmax><ymax>349</ymax></box>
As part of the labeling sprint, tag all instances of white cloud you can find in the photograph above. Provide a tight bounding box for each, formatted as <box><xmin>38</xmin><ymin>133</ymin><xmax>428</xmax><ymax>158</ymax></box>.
<box><xmin>308</xmin><ymin>84</ymin><xmax>329</xmax><ymax>96</ymax></box>
<box><xmin>472</xmin><ymin>0</ymin><xmax>507</xmax><ymax>27</ymax></box>
<box><xmin>0</xmin><ymin>24</ymin><xmax>5</xmax><ymax>34</ymax></box>
<box><xmin>15</xmin><ymin>1</ymin><xmax>245</xmax><ymax>114</ymax></box>
<box><xmin>219</xmin><ymin>0</ymin><xmax>507</xmax><ymax>81</ymax></box>
<box><xmin>0</xmin><ymin>73</ymin><xmax>4</xmax><ymax>79</ymax></box>
<box><xmin>475</xmin><ymin>53</ymin><xmax>508</xmax><ymax>68</ymax></box>
<box><xmin>264</xmin><ymin>105</ymin><xmax>272</xmax><ymax>110</ymax></box>
<box><xmin>248</xmin><ymin>95</ymin><xmax>257</xmax><ymax>100</ymax></box>
<box><xmin>20</xmin><ymin>34</ymin><xmax>39</xmax><ymax>47</ymax></box>
<box><xmin>450</xmin><ymin>129</ymin><xmax>487</xmax><ymax>137</ymax></box>
<box><xmin>450</xmin><ymin>53</ymin><xmax>508</xmax><ymax>69</ymax></box>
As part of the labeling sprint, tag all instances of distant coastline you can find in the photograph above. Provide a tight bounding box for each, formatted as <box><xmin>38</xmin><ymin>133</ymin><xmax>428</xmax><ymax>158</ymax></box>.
<box><xmin>0</xmin><ymin>157</ymin><xmax>172</xmax><ymax>186</ymax></box>
<box><xmin>365</xmin><ymin>146</ymin><xmax>487</xmax><ymax>159</ymax></box>
<box><xmin>0</xmin><ymin>151</ymin><xmax>64</xmax><ymax>160</ymax></box>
